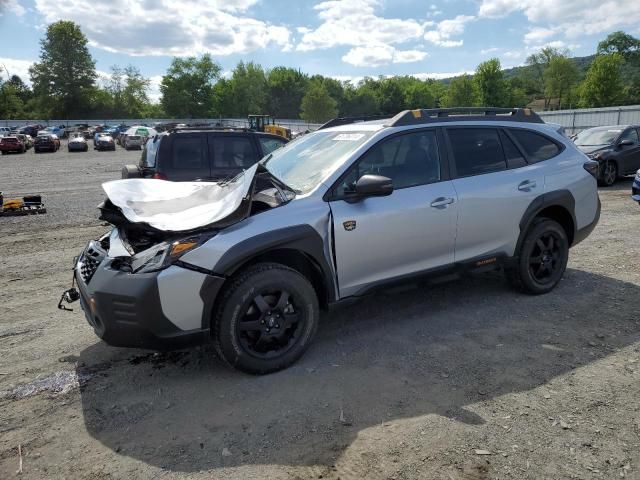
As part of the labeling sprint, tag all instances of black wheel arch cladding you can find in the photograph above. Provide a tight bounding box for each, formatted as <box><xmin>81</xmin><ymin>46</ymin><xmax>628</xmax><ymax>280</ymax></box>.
<box><xmin>212</xmin><ymin>224</ymin><xmax>338</xmax><ymax>303</ymax></box>
<box><xmin>518</xmin><ymin>190</ymin><xmax>576</xmax><ymax>249</ymax></box>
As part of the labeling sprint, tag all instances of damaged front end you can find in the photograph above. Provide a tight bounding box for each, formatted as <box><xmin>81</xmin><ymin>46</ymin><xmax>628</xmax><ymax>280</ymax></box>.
<box><xmin>59</xmin><ymin>164</ymin><xmax>295</xmax><ymax>311</ymax></box>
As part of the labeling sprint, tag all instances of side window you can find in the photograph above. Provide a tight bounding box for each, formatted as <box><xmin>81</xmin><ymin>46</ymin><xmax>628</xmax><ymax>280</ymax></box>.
<box><xmin>620</xmin><ymin>128</ymin><xmax>639</xmax><ymax>143</ymax></box>
<box><xmin>259</xmin><ymin>136</ymin><xmax>287</xmax><ymax>155</ymax></box>
<box><xmin>212</xmin><ymin>137</ymin><xmax>256</xmax><ymax>168</ymax></box>
<box><xmin>334</xmin><ymin>130</ymin><xmax>440</xmax><ymax>197</ymax></box>
<box><xmin>448</xmin><ymin>128</ymin><xmax>506</xmax><ymax>177</ymax></box>
<box><xmin>509</xmin><ymin>129</ymin><xmax>561</xmax><ymax>163</ymax></box>
<box><xmin>499</xmin><ymin>130</ymin><xmax>527</xmax><ymax>169</ymax></box>
<box><xmin>170</xmin><ymin>136</ymin><xmax>206</xmax><ymax>170</ymax></box>
<box><xmin>140</xmin><ymin>137</ymin><xmax>161</xmax><ymax>167</ymax></box>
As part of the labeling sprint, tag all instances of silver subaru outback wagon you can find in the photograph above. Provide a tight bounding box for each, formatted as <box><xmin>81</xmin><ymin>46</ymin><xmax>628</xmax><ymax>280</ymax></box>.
<box><xmin>62</xmin><ymin>108</ymin><xmax>600</xmax><ymax>374</ymax></box>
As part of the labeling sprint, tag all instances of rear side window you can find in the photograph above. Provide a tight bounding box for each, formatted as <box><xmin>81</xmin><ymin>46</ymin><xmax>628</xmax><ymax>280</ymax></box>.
<box><xmin>499</xmin><ymin>130</ymin><xmax>527</xmax><ymax>169</ymax></box>
<box><xmin>170</xmin><ymin>136</ymin><xmax>207</xmax><ymax>170</ymax></box>
<box><xmin>448</xmin><ymin>128</ymin><xmax>506</xmax><ymax>178</ymax></box>
<box><xmin>620</xmin><ymin>128</ymin><xmax>639</xmax><ymax>143</ymax></box>
<box><xmin>212</xmin><ymin>137</ymin><xmax>256</xmax><ymax>168</ymax></box>
<box><xmin>259</xmin><ymin>136</ymin><xmax>287</xmax><ymax>156</ymax></box>
<box><xmin>140</xmin><ymin>136</ymin><xmax>161</xmax><ymax>167</ymax></box>
<box><xmin>509</xmin><ymin>129</ymin><xmax>561</xmax><ymax>163</ymax></box>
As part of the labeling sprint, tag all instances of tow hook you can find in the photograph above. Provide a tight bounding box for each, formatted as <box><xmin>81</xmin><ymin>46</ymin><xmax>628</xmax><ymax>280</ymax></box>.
<box><xmin>58</xmin><ymin>288</ymin><xmax>80</xmax><ymax>311</ymax></box>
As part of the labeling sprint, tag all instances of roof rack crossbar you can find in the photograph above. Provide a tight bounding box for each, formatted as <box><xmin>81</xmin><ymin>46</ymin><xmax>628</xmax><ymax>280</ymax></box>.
<box><xmin>168</xmin><ymin>126</ymin><xmax>250</xmax><ymax>133</ymax></box>
<box><xmin>387</xmin><ymin>107</ymin><xmax>544</xmax><ymax>126</ymax></box>
<box><xmin>318</xmin><ymin>115</ymin><xmax>392</xmax><ymax>130</ymax></box>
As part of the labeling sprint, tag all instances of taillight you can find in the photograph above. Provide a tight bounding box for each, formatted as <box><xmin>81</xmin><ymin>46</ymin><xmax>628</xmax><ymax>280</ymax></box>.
<box><xmin>152</xmin><ymin>172</ymin><xmax>168</xmax><ymax>180</ymax></box>
<box><xmin>583</xmin><ymin>160</ymin><xmax>598</xmax><ymax>179</ymax></box>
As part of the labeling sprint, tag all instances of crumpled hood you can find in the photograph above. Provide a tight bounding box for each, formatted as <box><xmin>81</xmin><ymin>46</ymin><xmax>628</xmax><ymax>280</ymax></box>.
<box><xmin>102</xmin><ymin>164</ymin><xmax>258</xmax><ymax>232</ymax></box>
<box><xmin>577</xmin><ymin>145</ymin><xmax>611</xmax><ymax>155</ymax></box>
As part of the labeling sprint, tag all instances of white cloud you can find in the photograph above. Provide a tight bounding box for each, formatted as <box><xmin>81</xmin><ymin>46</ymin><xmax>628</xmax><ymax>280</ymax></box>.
<box><xmin>148</xmin><ymin>75</ymin><xmax>163</xmax><ymax>103</ymax></box>
<box><xmin>479</xmin><ymin>0</ymin><xmax>640</xmax><ymax>40</ymax></box>
<box><xmin>32</xmin><ymin>0</ymin><xmax>291</xmax><ymax>57</ymax></box>
<box><xmin>329</xmin><ymin>71</ymin><xmax>474</xmax><ymax>85</ymax></box>
<box><xmin>503</xmin><ymin>50</ymin><xmax>523</xmax><ymax>59</ymax></box>
<box><xmin>524</xmin><ymin>27</ymin><xmax>556</xmax><ymax>44</ymax></box>
<box><xmin>297</xmin><ymin>0</ymin><xmax>425</xmax><ymax>52</ymax></box>
<box><xmin>0</xmin><ymin>0</ymin><xmax>25</xmax><ymax>16</ymax></box>
<box><xmin>480</xmin><ymin>47</ymin><xmax>499</xmax><ymax>55</ymax></box>
<box><xmin>342</xmin><ymin>45</ymin><xmax>428</xmax><ymax>67</ymax></box>
<box><xmin>424</xmin><ymin>15</ymin><xmax>474</xmax><ymax>47</ymax></box>
<box><xmin>0</xmin><ymin>58</ymin><xmax>33</xmax><ymax>82</ymax></box>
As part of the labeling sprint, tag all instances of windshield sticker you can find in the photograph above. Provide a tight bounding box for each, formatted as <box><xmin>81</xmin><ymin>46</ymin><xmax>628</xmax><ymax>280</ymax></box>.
<box><xmin>333</xmin><ymin>133</ymin><xmax>365</xmax><ymax>141</ymax></box>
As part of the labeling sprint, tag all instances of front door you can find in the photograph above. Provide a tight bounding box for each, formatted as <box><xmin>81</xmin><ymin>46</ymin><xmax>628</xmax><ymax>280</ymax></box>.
<box><xmin>328</xmin><ymin>129</ymin><xmax>458</xmax><ymax>298</ymax></box>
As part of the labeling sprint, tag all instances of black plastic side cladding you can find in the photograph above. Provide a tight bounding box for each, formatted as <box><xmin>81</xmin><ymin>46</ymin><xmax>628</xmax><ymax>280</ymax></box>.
<box><xmin>212</xmin><ymin>224</ymin><xmax>337</xmax><ymax>303</ymax></box>
<box><xmin>518</xmin><ymin>189</ymin><xmax>577</xmax><ymax>247</ymax></box>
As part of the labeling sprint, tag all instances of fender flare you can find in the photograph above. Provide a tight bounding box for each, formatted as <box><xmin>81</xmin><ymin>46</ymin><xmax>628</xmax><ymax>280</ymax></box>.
<box><xmin>516</xmin><ymin>189</ymin><xmax>576</xmax><ymax>254</ymax></box>
<box><xmin>212</xmin><ymin>224</ymin><xmax>338</xmax><ymax>302</ymax></box>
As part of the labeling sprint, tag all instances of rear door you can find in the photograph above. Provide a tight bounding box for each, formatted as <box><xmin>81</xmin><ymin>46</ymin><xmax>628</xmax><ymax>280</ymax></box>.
<box><xmin>446</xmin><ymin>127</ymin><xmax>546</xmax><ymax>261</ymax></box>
<box><xmin>160</xmin><ymin>133</ymin><xmax>210</xmax><ymax>181</ymax></box>
<box><xmin>209</xmin><ymin>134</ymin><xmax>260</xmax><ymax>180</ymax></box>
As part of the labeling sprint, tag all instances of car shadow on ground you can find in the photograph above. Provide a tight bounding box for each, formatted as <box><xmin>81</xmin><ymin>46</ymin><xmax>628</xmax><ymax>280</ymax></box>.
<box><xmin>76</xmin><ymin>268</ymin><xmax>640</xmax><ymax>472</ymax></box>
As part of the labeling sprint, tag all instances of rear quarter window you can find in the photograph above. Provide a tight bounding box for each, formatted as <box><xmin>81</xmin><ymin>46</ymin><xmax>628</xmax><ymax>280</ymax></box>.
<box><xmin>509</xmin><ymin>129</ymin><xmax>561</xmax><ymax>163</ymax></box>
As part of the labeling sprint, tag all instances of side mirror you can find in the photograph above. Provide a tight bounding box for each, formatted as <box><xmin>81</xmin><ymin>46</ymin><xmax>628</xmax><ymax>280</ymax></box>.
<box><xmin>619</xmin><ymin>139</ymin><xmax>634</xmax><ymax>147</ymax></box>
<box><xmin>355</xmin><ymin>174</ymin><xmax>393</xmax><ymax>197</ymax></box>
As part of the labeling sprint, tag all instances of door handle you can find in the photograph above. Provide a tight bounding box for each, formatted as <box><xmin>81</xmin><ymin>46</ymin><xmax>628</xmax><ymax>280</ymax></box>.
<box><xmin>518</xmin><ymin>180</ymin><xmax>537</xmax><ymax>191</ymax></box>
<box><xmin>430</xmin><ymin>197</ymin><xmax>454</xmax><ymax>208</ymax></box>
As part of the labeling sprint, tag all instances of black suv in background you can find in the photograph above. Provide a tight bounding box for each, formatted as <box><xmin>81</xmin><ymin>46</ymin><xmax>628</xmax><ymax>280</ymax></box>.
<box><xmin>122</xmin><ymin>128</ymin><xmax>288</xmax><ymax>181</ymax></box>
<box><xmin>574</xmin><ymin>125</ymin><xmax>640</xmax><ymax>186</ymax></box>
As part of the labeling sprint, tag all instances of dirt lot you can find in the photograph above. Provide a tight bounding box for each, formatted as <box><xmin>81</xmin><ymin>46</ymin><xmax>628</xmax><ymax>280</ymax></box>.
<box><xmin>1</xmin><ymin>145</ymin><xmax>639</xmax><ymax>480</ymax></box>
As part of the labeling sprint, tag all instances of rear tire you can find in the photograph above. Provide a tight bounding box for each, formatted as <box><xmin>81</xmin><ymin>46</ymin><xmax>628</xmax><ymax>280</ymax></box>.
<box><xmin>507</xmin><ymin>218</ymin><xmax>569</xmax><ymax>295</ymax></box>
<box><xmin>598</xmin><ymin>161</ymin><xmax>617</xmax><ymax>187</ymax></box>
<box><xmin>213</xmin><ymin>263</ymin><xmax>319</xmax><ymax>374</ymax></box>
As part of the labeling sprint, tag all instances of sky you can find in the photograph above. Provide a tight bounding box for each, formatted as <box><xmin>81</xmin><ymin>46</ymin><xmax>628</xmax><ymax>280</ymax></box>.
<box><xmin>1</xmin><ymin>0</ymin><xmax>639</xmax><ymax>102</ymax></box>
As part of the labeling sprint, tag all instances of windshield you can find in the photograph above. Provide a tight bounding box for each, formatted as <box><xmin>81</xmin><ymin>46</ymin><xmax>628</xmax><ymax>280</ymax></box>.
<box><xmin>575</xmin><ymin>128</ymin><xmax>621</xmax><ymax>146</ymax></box>
<box><xmin>262</xmin><ymin>130</ymin><xmax>375</xmax><ymax>193</ymax></box>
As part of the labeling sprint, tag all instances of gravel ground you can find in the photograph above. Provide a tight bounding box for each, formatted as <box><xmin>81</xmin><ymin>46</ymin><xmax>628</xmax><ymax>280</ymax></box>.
<box><xmin>1</xmin><ymin>145</ymin><xmax>639</xmax><ymax>480</ymax></box>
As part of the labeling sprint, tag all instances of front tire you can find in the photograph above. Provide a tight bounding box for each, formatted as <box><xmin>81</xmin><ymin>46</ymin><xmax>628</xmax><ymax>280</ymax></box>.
<box><xmin>598</xmin><ymin>161</ymin><xmax>617</xmax><ymax>187</ymax></box>
<box><xmin>213</xmin><ymin>263</ymin><xmax>319</xmax><ymax>374</ymax></box>
<box><xmin>507</xmin><ymin>218</ymin><xmax>569</xmax><ymax>295</ymax></box>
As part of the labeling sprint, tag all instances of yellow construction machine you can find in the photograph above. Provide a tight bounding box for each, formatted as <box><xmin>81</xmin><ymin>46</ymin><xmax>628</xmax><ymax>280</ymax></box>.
<box><xmin>248</xmin><ymin>115</ymin><xmax>292</xmax><ymax>140</ymax></box>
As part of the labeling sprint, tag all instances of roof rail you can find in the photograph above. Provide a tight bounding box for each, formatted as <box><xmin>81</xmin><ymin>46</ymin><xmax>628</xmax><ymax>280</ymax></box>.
<box><xmin>387</xmin><ymin>108</ymin><xmax>544</xmax><ymax>126</ymax></box>
<box><xmin>318</xmin><ymin>115</ymin><xmax>392</xmax><ymax>130</ymax></box>
<box><xmin>169</xmin><ymin>126</ymin><xmax>251</xmax><ymax>133</ymax></box>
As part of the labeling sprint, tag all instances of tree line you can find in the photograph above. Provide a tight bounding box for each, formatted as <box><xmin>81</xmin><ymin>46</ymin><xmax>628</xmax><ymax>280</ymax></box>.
<box><xmin>1</xmin><ymin>21</ymin><xmax>639</xmax><ymax>122</ymax></box>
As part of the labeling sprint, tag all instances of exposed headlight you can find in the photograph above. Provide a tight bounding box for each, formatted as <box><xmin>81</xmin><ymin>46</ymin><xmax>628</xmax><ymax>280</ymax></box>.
<box><xmin>131</xmin><ymin>233</ymin><xmax>214</xmax><ymax>274</ymax></box>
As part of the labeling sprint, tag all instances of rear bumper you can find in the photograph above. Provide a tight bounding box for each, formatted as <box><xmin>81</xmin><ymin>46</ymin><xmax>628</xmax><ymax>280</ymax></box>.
<box><xmin>74</xmin><ymin>242</ymin><xmax>225</xmax><ymax>350</ymax></box>
<box><xmin>573</xmin><ymin>196</ymin><xmax>601</xmax><ymax>246</ymax></box>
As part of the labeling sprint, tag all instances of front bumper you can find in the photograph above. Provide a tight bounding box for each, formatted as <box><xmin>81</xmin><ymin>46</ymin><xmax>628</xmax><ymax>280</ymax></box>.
<box><xmin>74</xmin><ymin>241</ymin><xmax>225</xmax><ymax>349</ymax></box>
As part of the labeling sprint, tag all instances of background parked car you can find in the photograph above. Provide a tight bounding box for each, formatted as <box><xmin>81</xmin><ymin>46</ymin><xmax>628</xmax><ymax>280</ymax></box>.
<box><xmin>574</xmin><ymin>125</ymin><xmax>640</xmax><ymax>186</ymax></box>
<box><xmin>34</xmin><ymin>134</ymin><xmax>60</xmax><ymax>153</ymax></box>
<box><xmin>0</xmin><ymin>127</ymin><xmax>11</xmax><ymax>137</ymax></box>
<box><xmin>68</xmin><ymin>133</ymin><xmax>89</xmax><ymax>152</ymax></box>
<box><xmin>0</xmin><ymin>136</ymin><xmax>27</xmax><ymax>154</ymax></box>
<box><xmin>19</xmin><ymin>125</ymin><xmax>43</xmax><ymax>138</ymax></box>
<box><xmin>15</xmin><ymin>134</ymin><xmax>33</xmax><ymax>150</ymax></box>
<box><xmin>95</xmin><ymin>135</ymin><xmax>116</xmax><ymax>151</ymax></box>
<box><xmin>122</xmin><ymin>128</ymin><xmax>288</xmax><ymax>181</ymax></box>
<box><xmin>38</xmin><ymin>125</ymin><xmax>67</xmax><ymax>139</ymax></box>
<box><xmin>123</xmin><ymin>134</ymin><xmax>143</xmax><ymax>150</ymax></box>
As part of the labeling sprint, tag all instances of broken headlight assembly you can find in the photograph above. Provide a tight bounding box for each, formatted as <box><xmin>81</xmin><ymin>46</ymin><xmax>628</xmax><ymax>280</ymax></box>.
<box><xmin>129</xmin><ymin>233</ymin><xmax>215</xmax><ymax>274</ymax></box>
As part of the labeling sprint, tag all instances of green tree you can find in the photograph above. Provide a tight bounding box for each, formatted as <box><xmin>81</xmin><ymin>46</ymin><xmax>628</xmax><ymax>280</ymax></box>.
<box><xmin>579</xmin><ymin>54</ymin><xmax>625</xmax><ymax>107</ymax></box>
<box><xmin>343</xmin><ymin>83</ymin><xmax>378</xmax><ymax>116</ymax></box>
<box><xmin>0</xmin><ymin>82</ymin><xmax>25</xmax><ymax>119</ymax></box>
<box><xmin>29</xmin><ymin>21</ymin><xmax>97</xmax><ymax>118</ymax></box>
<box><xmin>524</xmin><ymin>47</ymin><xmax>566</xmax><ymax>108</ymax></box>
<box><xmin>403</xmin><ymin>79</ymin><xmax>435</xmax><ymax>109</ymax></box>
<box><xmin>267</xmin><ymin>67</ymin><xmax>308</xmax><ymax>118</ymax></box>
<box><xmin>160</xmin><ymin>54</ymin><xmax>220</xmax><ymax>118</ymax></box>
<box><xmin>300</xmin><ymin>83</ymin><xmax>337</xmax><ymax>123</ymax></box>
<box><xmin>442</xmin><ymin>74</ymin><xmax>479</xmax><ymax>107</ymax></box>
<box><xmin>544</xmin><ymin>56</ymin><xmax>579</xmax><ymax>109</ymax></box>
<box><xmin>597</xmin><ymin>31</ymin><xmax>640</xmax><ymax>61</ymax></box>
<box><xmin>230</xmin><ymin>61</ymin><xmax>268</xmax><ymax>116</ymax></box>
<box><xmin>121</xmin><ymin>66</ymin><xmax>151</xmax><ymax>117</ymax></box>
<box><xmin>475</xmin><ymin>58</ymin><xmax>509</xmax><ymax>107</ymax></box>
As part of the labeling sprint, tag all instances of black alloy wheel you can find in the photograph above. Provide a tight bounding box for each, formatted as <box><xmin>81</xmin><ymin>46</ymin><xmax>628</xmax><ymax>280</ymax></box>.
<box><xmin>507</xmin><ymin>217</ymin><xmax>569</xmax><ymax>295</ymax></box>
<box><xmin>214</xmin><ymin>263</ymin><xmax>319</xmax><ymax>374</ymax></box>
<box><xmin>236</xmin><ymin>290</ymin><xmax>303</xmax><ymax>359</ymax></box>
